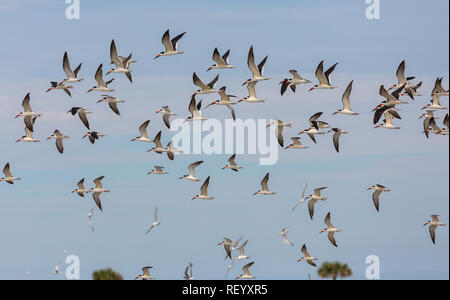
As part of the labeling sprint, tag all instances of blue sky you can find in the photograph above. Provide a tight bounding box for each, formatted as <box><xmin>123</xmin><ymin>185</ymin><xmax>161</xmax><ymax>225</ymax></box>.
<box><xmin>0</xmin><ymin>0</ymin><xmax>448</xmax><ymax>280</ymax></box>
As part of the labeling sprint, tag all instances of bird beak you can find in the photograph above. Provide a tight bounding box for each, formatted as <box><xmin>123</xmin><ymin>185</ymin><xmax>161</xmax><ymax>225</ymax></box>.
<box><xmin>154</xmin><ymin>54</ymin><xmax>161</xmax><ymax>59</ymax></box>
<box><xmin>156</xmin><ymin>110</ymin><xmax>161</xmax><ymax>113</ymax></box>
<box><xmin>423</xmin><ymin>222</ymin><xmax>429</xmax><ymax>227</ymax></box>
<box><xmin>130</xmin><ymin>138</ymin><xmax>136</xmax><ymax>142</ymax></box>
<box><xmin>206</xmin><ymin>67</ymin><xmax>213</xmax><ymax>72</ymax></box>
<box><xmin>222</xmin><ymin>166</ymin><xmax>227</xmax><ymax>170</ymax></box>
<box><xmin>97</xmin><ymin>99</ymin><xmax>104</xmax><ymax>103</ymax></box>
<box><xmin>421</xmin><ymin>106</ymin><xmax>428</xmax><ymax>110</ymax></box>
<box><xmin>46</xmin><ymin>88</ymin><xmax>53</xmax><ymax>92</ymax></box>
<box><xmin>308</xmin><ymin>87</ymin><xmax>315</xmax><ymax>92</ymax></box>
<box><xmin>147</xmin><ymin>149</ymin><xmax>153</xmax><ymax>152</ymax></box>
<box><xmin>106</xmin><ymin>70</ymin><xmax>112</xmax><ymax>75</ymax></box>
<box><xmin>14</xmin><ymin>114</ymin><xmax>20</xmax><ymax>119</ymax></box>
<box><xmin>47</xmin><ymin>136</ymin><xmax>53</xmax><ymax>140</ymax></box>
<box><xmin>71</xmin><ymin>190</ymin><xmax>76</xmax><ymax>193</ymax></box>
<box><xmin>87</xmin><ymin>89</ymin><xmax>93</xmax><ymax>93</ymax></box>
<box><xmin>15</xmin><ymin>139</ymin><xmax>21</xmax><ymax>143</ymax></box>
<box><xmin>241</xmin><ymin>81</ymin><xmax>248</xmax><ymax>86</ymax></box>
<box><xmin>266</xmin><ymin>124</ymin><xmax>271</xmax><ymax>128</ymax></box>
<box><xmin>253</xmin><ymin>192</ymin><xmax>258</xmax><ymax>196</ymax></box>
<box><xmin>297</xmin><ymin>258</ymin><xmax>304</xmax><ymax>263</ymax></box>
<box><xmin>82</xmin><ymin>134</ymin><xmax>88</xmax><ymax>139</ymax></box>
<box><xmin>332</xmin><ymin>112</ymin><xmax>338</xmax><ymax>116</ymax></box>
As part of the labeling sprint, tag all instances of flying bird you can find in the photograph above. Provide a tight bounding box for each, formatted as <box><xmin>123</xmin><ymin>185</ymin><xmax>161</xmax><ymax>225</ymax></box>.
<box><xmin>280</xmin><ymin>70</ymin><xmax>311</xmax><ymax>95</ymax></box>
<box><xmin>47</xmin><ymin>81</ymin><xmax>72</xmax><ymax>97</ymax></box>
<box><xmin>145</xmin><ymin>207</ymin><xmax>160</xmax><ymax>234</ymax></box>
<box><xmin>107</xmin><ymin>40</ymin><xmax>133</xmax><ymax>83</ymax></box>
<box><xmin>154</xmin><ymin>29</ymin><xmax>186</xmax><ymax>58</ymax></box>
<box><xmin>90</xmin><ymin>176</ymin><xmax>110</xmax><ymax>211</ymax></box>
<box><xmin>292</xmin><ymin>183</ymin><xmax>308</xmax><ymax>212</ymax></box>
<box><xmin>135</xmin><ymin>266</ymin><xmax>155</xmax><ymax>280</ymax></box>
<box><xmin>222</xmin><ymin>154</ymin><xmax>242</xmax><ymax>172</ymax></box>
<box><xmin>147</xmin><ymin>166</ymin><xmax>168</xmax><ymax>175</ymax></box>
<box><xmin>285</xmin><ymin>137</ymin><xmax>309</xmax><ymax>150</ymax></box>
<box><xmin>0</xmin><ymin>163</ymin><xmax>21</xmax><ymax>184</ymax></box>
<box><xmin>424</xmin><ymin>215</ymin><xmax>446</xmax><ymax>245</ymax></box>
<box><xmin>156</xmin><ymin>106</ymin><xmax>177</xmax><ymax>129</ymax></box>
<box><xmin>309</xmin><ymin>61</ymin><xmax>338</xmax><ymax>91</ymax></box>
<box><xmin>333</xmin><ymin>80</ymin><xmax>359</xmax><ymax>115</ymax></box>
<box><xmin>82</xmin><ymin>132</ymin><xmax>105</xmax><ymax>144</ymax></box>
<box><xmin>193</xmin><ymin>73</ymin><xmax>219</xmax><ymax>95</ymax></box>
<box><xmin>305</xmin><ymin>187</ymin><xmax>328</xmax><ymax>220</ymax></box>
<box><xmin>15</xmin><ymin>93</ymin><xmax>41</xmax><ymax>132</ymax></box>
<box><xmin>179</xmin><ymin>161</ymin><xmax>204</xmax><ymax>181</ymax></box>
<box><xmin>72</xmin><ymin>178</ymin><xmax>90</xmax><ymax>198</ymax></box>
<box><xmin>238</xmin><ymin>81</ymin><xmax>265</xmax><ymax>103</ymax></box>
<box><xmin>67</xmin><ymin>107</ymin><xmax>92</xmax><ymax>130</ymax></box>
<box><xmin>253</xmin><ymin>173</ymin><xmax>276</xmax><ymax>196</ymax></box>
<box><xmin>88</xmin><ymin>208</ymin><xmax>94</xmax><ymax>232</ymax></box>
<box><xmin>87</xmin><ymin>64</ymin><xmax>115</xmax><ymax>93</ymax></box>
<box><xmin>277</xmin><ymin>228</ymin><xmax>294</xmax><ymax>246</ymax></box>
<box><xmin>328</xmin><ymin>128</ymin><xmax>348</xmax><ymax>153</ymax></box>
<box><xmin>242</xmin><ymin>46</ymin><xmax>269</xmax><ymax>85</ymax></box>
<box><xmin>16</xmin><ymin>118</ymin><xmax>39</xmax><ymax>143</ymax></box>
<box><xmin>192</xmin><ymin>176</ymin><xmax>214</xmax><ymax>200</ymax></box>
<box><xmin>97</xmin><ymin>95</ymin><xmax>125</xmax><ymax>116</ymax></box>
<box><xmin>207</xmin><ymin>48</ymin><xmax>235</xmax><ymax>71</ymax></box>
<box><xmin>130</xmin><ymin>120</ymin><xmax>152</xmax><ymax>142</ymax></box>
<box><xmin>184</xmin><ymin>262</ymin><xmax>194</xmax><ymax>280</ymax></box>
<box><xmin>185</xmin><ymin>95</ymin><xmax>207</xmax><ymax>122</ymax></box>
<box><xmin>267</xmin><ymin>119</ymin><xmax>292</xmax><ymax>147</ymax></box>
<box><xmin>47</xmin><ymin>130</ymin><xmax>69</xmax><ymax>154</ymax></box>
<box><xmin>61</xmin><ymin>52</ymin><xmax>83</xmax><ymax>83</ymax></box>
<box><xmin>321</xmin><ymin>212</ymin><xmax>341</xmax><ymax>247</ymax></box>
<box><xmin>205</xmin><ymin>87</ymin><xmax>237</xmax><ymax>120</ymax></box>
<box><xmin>297</xmin><ymin>245</ymin><xmax>318</xmax><ymax>267</ymax></box>
<box><xmin>235</xmin><ymin>262</ymin><xmax>255</xmax><ymax>279</ymax></box>
<box><xmin>367</xmin><ymin>184</ymin><xmax>390</xmax><ymax>212</ymax></box>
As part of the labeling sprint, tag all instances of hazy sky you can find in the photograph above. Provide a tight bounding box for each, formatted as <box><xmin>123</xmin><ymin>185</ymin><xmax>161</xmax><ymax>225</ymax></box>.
<box><xmin>0</xmin><ymin>0</ymin><xmax>448</xmax><ymax>280</ymax></box>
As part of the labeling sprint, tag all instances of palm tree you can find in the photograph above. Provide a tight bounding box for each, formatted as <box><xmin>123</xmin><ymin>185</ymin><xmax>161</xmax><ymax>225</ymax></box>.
<box><xmin>92</xmin><ymin>268</ymin><xmax>124</xmax><ymax>280</ymax></box>
<box><xmin>318</xmin><ymin>262</ymin><xmax>352</xmax><ymax>280</ymax></box>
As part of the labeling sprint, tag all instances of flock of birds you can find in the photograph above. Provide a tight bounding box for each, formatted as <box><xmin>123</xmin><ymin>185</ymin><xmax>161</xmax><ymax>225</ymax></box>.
<box><xmin>3</xmin><ymin>28</ymin><xmax>449</xmax><ymax>280</ymax></box>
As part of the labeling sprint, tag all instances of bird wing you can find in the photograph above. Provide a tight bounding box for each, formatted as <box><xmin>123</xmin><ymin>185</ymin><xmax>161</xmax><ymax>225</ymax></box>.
<box><xmin>200</xmin><ymin>176</ymin><xmax>210</xmax><ymax>196</ymax></box>
<box><xmin>161</xmin><ymin>30</ymin><xmax>174</xmax><ymax>52</ymax></box>
<box><xmin>22</xmin><ymin>93</ymin><xmax>32</xmax><ymax>112</ymax></box>
<box><xmin>261</xmin><ymin>173</ymin><xmax>270</xmax><ymax>191</ymax></box>
<box><xmin>93</xmin><ymin>192</ymin><xmax>103</xmax><ymax>211</ymax></box>
<box><xmin>93</xmin><ymin>176</ymin><xmax>104</xmax><ymax>189</ymax></box>
<box><xmin>342</xmin><ymin>80</ymin><xmax>353</xmax><ymax>110</ymax></box>
<box><xmin>139</xmin><ymin>120</ymin><xmax>150</xmax><ymax>139</ymax></box>
<box><xmin>171</xmin><ymin>32</ymin><xmax>186</xmax><ymax>51</ymax></box>
<box><xmin>95</xmin><ymin>64</ymin><xmax>106</xmax><ymax>87</ymax></box>
<box><xmin>372</xmin><ymin>190</ymin><xmax>382</xmax><ymax>212</ymax></box>
<box><xmin>193</xmin><ymin>73</ymin><xmax>209</xmax><ymax>90</ymax></box>
<box><xmin>108</xmin><ymin>102</ymin><xmax>121</xmax><ymax>116</ymax></box>
<box><xmin>188</xmin><ymin>161</ymin><xmax>203</xmax><ymax>177</ymax></box>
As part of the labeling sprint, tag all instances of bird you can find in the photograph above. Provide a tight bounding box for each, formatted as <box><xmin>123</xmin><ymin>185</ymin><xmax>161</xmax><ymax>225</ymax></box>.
<box><xmin>373</xmin><ymin>105</ymin><xmax>401</xmax><ymax>125</ymax></box>
<box><xmin>253</xmin><ymin>173</ymin><xmax>276</xmax><ymax>196</ymax></box>
<box><xmin>267</xmin><ymin>119</ymin><xmax>292</xmax><ymax>147</ymax></box>
<box><xmin>232</xmin><ymin>240</ymin><xmax>250</xmax><ymax>260</ymax></box>
<box><xmin>0</xmin><ymin>163</ymin><xmax>21</xmax><ymax>184</ymax></box>
<box><xmin>130</xmin><ymin>120</ymin><xmax>152</xmax><ymax>142</ymax></box>
<box><xmin>207</xmin><ymin>48</ymin><xmax>235</xmax><ymax>71</ymax></box>
<box><xmin>61</xmin><ymin>52</ymin><xmax>83</xmax><ymax>83</ymax></box>
<box><xmin>297</xmin><ymin>244</ymin><xmax>318</xmax><ymax>267</ymax></box>
<box><xmin>156</xmin><ymin>106</ymin><xmax>177</xmax><ymax>129</ymax></box>
<box><xmin>205</xmin><ymin>86</ymin><xmax>237</xmax><ymax>120</ymax></box>
<box><xmin>16</xmin><ymin>118</ymin><xmax>39</xmax><ymax>143</ymax></box>
<box><xmin>285</xmin><ymin>137</ymin><xmax>309</xmax><ymax>150</ymax></box>
<box><xmin>135</xmin><ymin>266</ymin><xmax>155</xmax><ymax>280</ymax></box>
<box><xmin>67</xmin><ymin>107</ymin><xmax>92</xmax><ymax>130</ymax></box>
<box><xmin>145</xmin><ymin>207</ymin><xmax>160</xmax><ymax>234</ymax></box>
<box><xmin>179</xmin><ymin>161</ymin><xmax>204</xmax><ymax>181</ymax></box>
<box><xmin>402</xmin><ymin>81</ymin><xmax>423</xmax><ymax>97</ymax></box>
<box><xmin>71</xmin><ymin>178</ymin><xmax>90</xmax><ymax>198</ymax></box>
<box><xmin>97</xmin><ymin>95</ymin><xmax>125</xmax><ymax>116</ymax></box>
<box><xmin>374</xmin><ymin>109</ymin><xmax>401</xmax><ymax>130</ymax></box>
<box><xmin>367</xmin><ymin>184</ymin><xmax>390</xmax><ymax>212</ymax></box>
<box><xmin>280</xmin><ymin>70</ymin><xmax>311</xmax><ymax>95</ymax></box>
<box><xmin>185</xmin><ymin>95</ymin><xmax>207</xmax><ymax>122</ymax></box>
<box><xmin>87</xmin><ymin>64</ymin><xmax>115</xmax><ymax>93</ymax></box>
<box><xmin>277</xmin><ymin>228</ymin><xmax>294</xmax><ymax>246</ymax></box>
<box><xmin>238</xmin><ymin>81</ymin><xmax>265</xmax><ymax>103</ymax></box>
<box><xmin>309</xmin><ymin>61</ymin><xmax>338</xmax><ymax>91</ymax></box>
<box><xmin>432</xmin><ymin>77</ymin><xmax>449</xmax><ymax>97</ymax></box>
<box><xmin>420</xmin><ymin>110</ymin><xmax>438</xmax><ymax>138</ymax></box>
<box><xmin>422</xmin><ymin>94</ymin><xmax>447</xmax><ymax>110</ymax></box>
<box><xmin>309</xmin><ymin>112</ymin><xmax>331</xmax><ymax>129</ymax></box>
<box><xmin>328</xmin><ymin>128</ymin><xmax>348</xmax><ymax>153</ymax></box>
<box><xmin>15</xmin><ymin>93</ymin><xmax>41</xmax><ymax>132</ymax></box>
<box><xmin>443</xmin><ymin>114</ymin><xmax>449</xmax><ymax>134</ymax></box>
<box><xmin>107</xmin><ymin>40</ymin><xmax>133</xmax><ymax>83</ymax></box>
<box><xmin>193</xmin><ymin>73</ymin><xmax>219</xmax><ymax>95</ymax></box>
<box><xmin>154</xmin><ymin>29</ymin><xmax>186</xmax><ymax>58</ymax></box>
<box><xmin>53</xmin><ymin>261</ymin><xmax>62</xmax><ymax>275</ymax></box>
<box><xmin>90</xmin><ymin>176</ymin><xmax>110</xmax><ymax>212</ymax></box>
<box><xmin>242</xmin><ymin>46</ymin><xmax>269</xmax><ymax>85</ymax></box>
<box><xmin>184</xmin><ymin>262</ymin><xmax>194</xmax><ymax>280</ymax></box>
<box><xmin>222</xmin><ymin>154</ymin><xmax>242</xmax><ymax>172</ymax></box>
<box><xmin>47</xmin><ymin>130</ymin><xmax>69</xmax><ymax>154</ymax></box>
<box><xmin>388</xmin><ymin>60</ymin><xmax>417</xmax><ymax>98</ymax></box>
<box><xmin>192</xmin><ymin>176</ymin><xmax>214</xmax><ymax>200</ymax></box>
<box><xmin>146</xmin><ymin>131</ymin><xmax>179</xmax><ymax>160</ymax></box>
<box><xmin>424</xmin><ymin>117</ymin><xmax>446</xmax><ymax>137</ymax></box>
<box><xmin>292</xmin><ymin>183</ymin><xmax>308</xmax><ymax>212</ymax></box>
<box><xmin>305</xmin><ymin>187</ymin><xmax>328</xmax><ymax>220</ymax></box>
<box><xmin>147</xmin><ymin>166</ymin><xmax>168</xmax><ymax>175</ymax></box>
<box><xmin>321</xmin><ymin>212</ymin><xmax>341</xmax><ymax>247</ymax></box>
<box><xmin>88</xmin><ymin>208</ymin><xmax>94</xmax><ymax>232</ymax></box>
<box><xmin>218</xmin><ymin>237</ymin><xmax>242</xmax><ymax>260</ymax></box>
<box><xmin>424</xmin><ymin>215</ymin><xmax>446</xmax><ymax>245</ymax></box>
<box><xmin>235</xmin><ymin>262</ymin><xmax>255</xmax><ymax>279</ymax></box>
<box><xmin>378</xmin><ymin>84</ymin><xmax>409</xmax><ymax>107</ymax></box>
<box><xmin>47</xmin><ymin>81</ymin><xmax>73</xmax><ymax>97</ymax></box>
<box><xmin>82</xmin><ymin>132</ymin><xmax>105</xmax><ymax>144</ymax></box>
<box><xmin>332</xmin><ymin>80</ymin><xmax>359</xmax><ymax>115</ymax></box>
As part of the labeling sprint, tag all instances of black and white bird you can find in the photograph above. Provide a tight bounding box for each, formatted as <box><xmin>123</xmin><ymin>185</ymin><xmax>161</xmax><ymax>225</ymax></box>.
<box><xmin>156</xmin><ymin>106</ymin><xmax>177</xmax><ymax>129</ymax></box>
<box><xmin>67</xmin><ymin>107</ymin><xmax>92</xmax><ymax>130</ymax></box>
<box><xmin>87</xmin><ymin>64</ymin><xmax>115</xmax><ymax>93</ymax></box>
<box><xmin>154</xmin><ymin>29</ymin><xmax>186</xmax><ymax>58</ymax></box>
<box><xmin>423</xmin><ymin>215</ymin><xmax>446</xmax><ymax>245</ymax></box>
<box><xmin>47</xmin><ymin>130</ymin><xmax>69</xmax><ymax>154</ymax></box>
<box><xmin>328</xmin><ymin>128</ymin><xmax>348</xmax><ymax>153</ymax></box>
<box><xmin>97</xmin><ymin>95</ymin><xmax>125</xmax><ymax>116</ymax></box>
<box><xmin>367</xmin><ymin>184</ymin><xmax>390</xmax><ymax>212</ymax></box>
<box><xmin>280</xmin><ymin>70</ymin><xmax>311</xmax><ymax>95</ymax></box>
<box><xmin>309</xmin><ymin>61</ymin><xmax>338</xmax><ymax>91</ymax></box>
<box><xmin>107</xmin><ymin>40</ymin><xmax>133</xmax><ymax>83</ymax></box>
<box><xmin>0</xmin><ymin>163</ymin><xmax>21</xmax><ymax>184</ymax></box>
<box><xmin>193</xmin><ymin>72</ymin><xmax>219</xmax><ymax>95</ymax></box>
<box><xmin>61</xmin><ymin>52</ymin><xmax>83</xmax><ymax>83</ymax></box>
<box><xmin>242</xmin><ymin>46</ymin><xmax>269</xmax><ymax>85</ymax></box>
<box><xmin>332</xmin><ymin>81</ymin><xmax>359</xmax><ymax>116</ymax></box>
<box><xmin>207</xmin><ymin>48</ymin><xmax>235</xmax><ymax>71</ymax></box>
<box><xmin>15</xmin><ymin>93</ymin><xmax>41</xmax><ymax>132</ymax></box>
<box><xmin>320</xmin><ymin>212</ymin><xmax>341</xmax><ymax>247</ymax></box>
<box><xmin>82</xmin><ymin>132</ymin><xmax>105</xmax><ymax>144</ymax></box>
